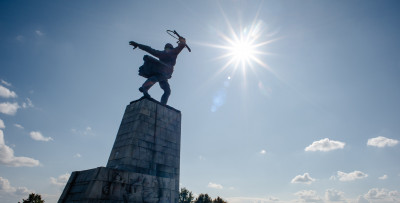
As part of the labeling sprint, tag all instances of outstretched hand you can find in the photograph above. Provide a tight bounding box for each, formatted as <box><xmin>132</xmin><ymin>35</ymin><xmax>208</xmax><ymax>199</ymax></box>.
<box><xmin>129</xmin><ymin>41</ymin><xmax>138</xmax><ymax>49</ymax></box>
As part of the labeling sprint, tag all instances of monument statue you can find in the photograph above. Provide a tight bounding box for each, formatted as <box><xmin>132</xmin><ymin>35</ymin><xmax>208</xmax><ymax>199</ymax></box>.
<box><xmin>58</xmin><ymin>31</ymin><xmax>187</xmax><ymax>203</ymax></box>
<box><xmin>129</xmin><ymin>31</ymin><xmax>187</xmax><ymax>105</ymax></box>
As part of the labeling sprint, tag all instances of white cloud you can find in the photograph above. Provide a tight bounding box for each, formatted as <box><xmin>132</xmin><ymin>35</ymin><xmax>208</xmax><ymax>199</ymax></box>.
<box><xmin>14</xmin><ymin>186</ymin><xmax>31</xmax><ymax>196</ymax></box>
<box><xmin>0</xmin><ymin>85</ymin><xmax>17</xmax><ymax>98</ymax></box>
<box><xmin>0</xmin><ymin>176</ymin><xmax>33</xmax><ymax>202</ymax></box>
<box><xmin>0</xmin><ymin>119</ymin><xmax>5</xmax><ymax>129</ymax></box>
<box><xmin>226</xmin><ymin>197</ymin><xmax>278</xmax><ymax>203</ymax></box>
<box><xmin>1</xmin><ymin>80</ymin><xmax>12</xmax><ymax>87</ymax></box>
<box><xmin>294</xmin><ymin>190</ymin><xmax>323</xmax><ymax>202</ymax></box>
<box><xmin>0</xmin><ymin>102</ymin><xmax>20</xmax><ymax>115</ymax></box>
<box><xmin>260</xmin><ymin>149</ymin><xmax>267</xmax><ymax>154</ymax></box>
<box><xmin>379</xmin><ymin>175</ymin><xmax>388</xmax><ymax>180</ymax></box>
<box><xmin>356</xmin><ymin>195</ymin><xmax>370</xmax><ymax>203</ymax></box>
<box><xmin>325</xmin><ymin>189</ymin><xmax>345</xmax><ymax>202</ymax></box>
<box><xmin>305</xmin><ymin>138</ymin><xmax>345</xmax><ymax>152</ymax></box>
<box><xmin>29</xmin><ymin>131</ymin><xmax>53</xmax><ymax>142</ymax></box>
<box><xmin>14</xmin><ymin>124</ymin><xmax>24</xmax><ymax>129</ymax></box>
<box><xmin>84</xmin><ymin>126</ymin><xmax>92</xmax><ymax>135</ymax></box>
<box><xmin>74</xmin><ymin>153</ymin><xmax>82</xmax><ymax>158</ymax></box>
<box><xmin>363</xmin><ymin>188</ymin><xmax>400</xmax><ymax>201</ymax></box>
<box><xmin>268</xmin><ymin>196</ymin><xmax>280</xmax><ymax>201</ymax></box>
<box><xmin>207</xmin><ymin>182</ymin><xmax>223</xmax><ymax>189</ymax></box>
<box><xmin>367</xmin><ymin>136</ymin><xmax>398</xmax><ymax>148</ymax></box>
<box><xmin>35</xmin><ymin>30</ymin><xmax>44</xmax><ymax>36</ymax></box>
<box><xmin>0</xmin><ymin>177</ymin><xmax>15</xmax><ymax>193</ymax></box>
<box><xmin>50</xmin><ymin>173</ymin><xmax>70</xmax><ymax>187</ymax></box>
<box><xmin>291</xmin><ymin>173</ymin><xmax>316</xmax><ymax>184</ymax></box>
<box><xmin>333</xmin><ymin>171</ymin><xmax>368</xmax><ymax>182</ymax></box>
<box><xmin>0</xmin><ymin>130</ymin><xmax>40</xmax><ymax>167</ymax></box>
<box><xmin>22</xmin><ymin>98</ymin><xmax>34</xmax><ymax>109</ymax></box>
<box><xmin>198</xmin><ymin>155</ymin><xmax>205</xmax><ymax>160</ymax></box>
<box><xmin>71</xmin><ymin>126</ymin><xmax>94</xmax><ymax>136</ymax></box>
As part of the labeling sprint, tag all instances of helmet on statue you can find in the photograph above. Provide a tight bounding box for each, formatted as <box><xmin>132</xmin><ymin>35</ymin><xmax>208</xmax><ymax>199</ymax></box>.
<box><xmin>164</xmin><ymin>43</ymin><xmax>173</xmax><ymax>50</ymax></box>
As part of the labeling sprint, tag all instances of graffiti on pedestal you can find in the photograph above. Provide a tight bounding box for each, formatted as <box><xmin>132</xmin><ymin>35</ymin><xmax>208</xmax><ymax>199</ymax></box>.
<box><xmin>101</xmin><ymin>171</ymin><xmax>163</xmax><ymax>203</ymax></box>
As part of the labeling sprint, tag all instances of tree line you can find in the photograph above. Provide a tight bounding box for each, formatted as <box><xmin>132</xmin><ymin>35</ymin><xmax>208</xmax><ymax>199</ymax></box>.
<box><xmin>180</xmin><ymin>187</ymin><xmax>228</xmax><ymax>203</ymax></box>
<box><xmin>19</xmin><ymin>188</ymin><xmax>227</xmax><ymax>203</ymax></box>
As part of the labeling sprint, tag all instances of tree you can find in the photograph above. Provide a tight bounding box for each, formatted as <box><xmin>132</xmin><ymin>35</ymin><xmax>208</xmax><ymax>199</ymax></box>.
<box><xmin>213</xmin><ymin>196</ymin><xmax>227</xmax><ymax>203</ymax></box>
<box><xmin>179</xmin><ymin>187</ymin><xmax>195</xmax><ymax>203</ymax></box>
<box><xmin>20</xmin><ymin>193</ymin><xmax>45</xmax><ymax>203</ymax></box>
<box><xmin>194</xmin><ymin>193</ymin><xmax>213</xmax><ymax>203</ymax></box>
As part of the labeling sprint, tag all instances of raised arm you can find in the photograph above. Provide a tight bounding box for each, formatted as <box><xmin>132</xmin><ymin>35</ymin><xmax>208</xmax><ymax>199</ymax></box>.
<box><xmin>172</xmin><ymin>37</ymin><xmax>186</xmax><ymax>55</ymax></box>
<box><xmin>129</xmin><ymin>41</ymin><xmax>163</xmax><ymax>58</ymax></box>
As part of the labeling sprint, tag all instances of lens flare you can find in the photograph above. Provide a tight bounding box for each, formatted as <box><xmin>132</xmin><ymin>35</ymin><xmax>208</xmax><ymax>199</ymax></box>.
<box><xmin>200</xmin><ymin>9</ymin><xmax>280</xmax><ymax>84</ymax></box>
<box><xmin>198</xmin><ymin>5</ymin><xmax>282</xmax><ymax>112</ymax></box>
<box><xmin>215</xmin><ymin>20</ymin><xmax>278</xmax><ymax>75</ymax></box>
<box><xmin>211</xmin><ymin>76</ymin><xmax>231</xmax><ymax>112</ymax></box>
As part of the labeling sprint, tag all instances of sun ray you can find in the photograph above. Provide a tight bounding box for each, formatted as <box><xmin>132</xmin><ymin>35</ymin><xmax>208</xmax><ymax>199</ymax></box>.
<box><xmin>217</xmin><ymin>4</ymin><xmax>240</xmax><ymax>43</ymax></box>
<box><xmin>212</xmin><ymin>20</ymin><xmax>280</xmax><ymax>80</ymax></box>
<box><xmin>207</xmin><ymin>11</ymin><xmax>278</xmax><ymax>77</ymax></box>
<box><xmin>196</xmin><ymin>3</ymin><xmax>285</xmax><ymax>99</ymax></box>
<box><xmin>253</xmin><ymin>37</ymin><xmax>282</xmax><ymax>48</ymax></box>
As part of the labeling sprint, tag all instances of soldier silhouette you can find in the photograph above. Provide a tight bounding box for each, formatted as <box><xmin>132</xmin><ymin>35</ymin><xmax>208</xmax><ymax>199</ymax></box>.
<box><xmin>129</xmin><ymin>37</ymin><xmax>186</xmax><ymax>105</ymax></box>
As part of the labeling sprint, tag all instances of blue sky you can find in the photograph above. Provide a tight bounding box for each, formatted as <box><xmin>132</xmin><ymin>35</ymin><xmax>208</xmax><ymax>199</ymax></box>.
<box><xmin>1</xmin><ymin>1</ymin><xmax>400</xmax><ymax>202</ymax></box>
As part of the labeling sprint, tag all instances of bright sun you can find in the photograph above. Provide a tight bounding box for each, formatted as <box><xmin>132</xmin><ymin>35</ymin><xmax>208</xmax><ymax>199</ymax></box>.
<box><xmin>230</xmin><ymin>38</ymin><xmax>255</xmax><ymax>63</ymax></box>
<box><xmin>203</xmin><ymin>8</ymin><xmax>281</xmax><ymax>112</ymax></box>
<box><xmin>208</xmin><ymin>18</ymin><xmax>278</xmax><ymax>78</ymax></box>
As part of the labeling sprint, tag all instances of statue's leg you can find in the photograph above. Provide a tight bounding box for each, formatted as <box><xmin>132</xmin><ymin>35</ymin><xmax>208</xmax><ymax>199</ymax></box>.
<box><xmin>139</xmin><ymin>76</ymin><xmax>158</xmax><ymax>98</ymax></box>
<box><xmin>159</xmin><ymin>80</ymin><xmax>171</xmax><ymax>105</ymax></box>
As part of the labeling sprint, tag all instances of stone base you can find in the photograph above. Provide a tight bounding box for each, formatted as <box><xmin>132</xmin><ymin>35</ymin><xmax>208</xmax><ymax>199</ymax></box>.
<box><xmin>58</xmin><ymin>98</ymin><xmax>181</xmax><ymax>203</ymax></box>
<box><xmin>58</xmin><ymin>167</ymin><xmax>177</xmax><ymax>203</ymax></box>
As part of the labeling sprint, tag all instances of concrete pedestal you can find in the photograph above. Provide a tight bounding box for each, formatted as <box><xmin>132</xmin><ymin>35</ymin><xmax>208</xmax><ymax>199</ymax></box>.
<box><xmin>58</xmin><ymin>98</ymin><xmax>181</xmax><ymax>203</ymax></box>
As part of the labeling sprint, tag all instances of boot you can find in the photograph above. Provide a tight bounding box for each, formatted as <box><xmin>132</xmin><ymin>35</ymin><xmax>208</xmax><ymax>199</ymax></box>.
<box><xmin>139</xmin><ymin>87</ymin><xmax>151</xmax><ymax>98</ymax></box>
